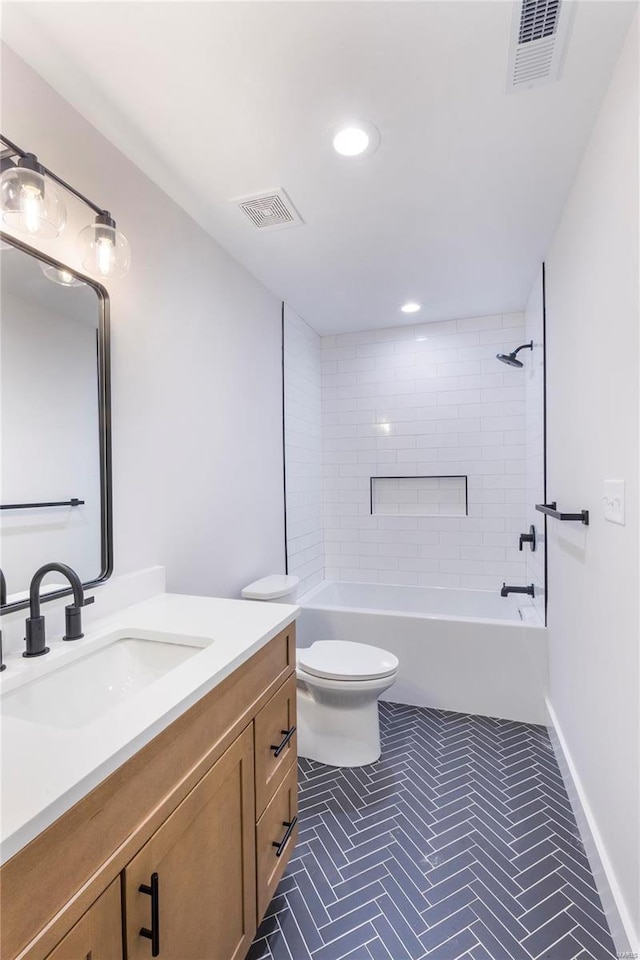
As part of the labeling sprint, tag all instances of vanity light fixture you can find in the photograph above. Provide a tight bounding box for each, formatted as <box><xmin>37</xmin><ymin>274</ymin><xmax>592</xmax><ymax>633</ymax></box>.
<box><xmin>0</xmin><ymin>135</ymin><xmax>130</xmax><ymax>279</ymax></box>
<box><xmin>401</xmin><ymin>301</ymin><xmax>421</xmax><ymax>314</ymax></box>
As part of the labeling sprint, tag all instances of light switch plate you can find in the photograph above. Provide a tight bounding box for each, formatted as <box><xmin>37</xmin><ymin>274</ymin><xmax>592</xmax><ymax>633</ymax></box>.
<box><xmin>603</xmin><ymin>480</ymin><xmax>625</xmax><ymax>525</ymax></box>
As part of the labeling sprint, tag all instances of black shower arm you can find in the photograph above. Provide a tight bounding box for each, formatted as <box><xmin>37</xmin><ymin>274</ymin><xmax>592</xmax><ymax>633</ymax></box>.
<box><xmin>512</xmin><ymin>341</ymin><xmax>534</xmax><ymax>356</ymax></box>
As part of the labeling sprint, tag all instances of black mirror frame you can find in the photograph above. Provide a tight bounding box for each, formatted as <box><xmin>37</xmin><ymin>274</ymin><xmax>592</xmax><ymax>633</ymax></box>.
<box><xmin>0</xmin><ymin>231</ymin><xmax>113</xmax><ymax>614</ymax></box>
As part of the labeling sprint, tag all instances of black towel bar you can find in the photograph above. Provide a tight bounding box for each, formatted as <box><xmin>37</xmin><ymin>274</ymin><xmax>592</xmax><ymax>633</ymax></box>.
<box><xmin>0</xmin><ymin>498</ymin><xmax>84</xmax><ymax>511</ymax></box>
<box><xmin>535</xmin><ymin>502</ymin><xmax>589</xmax><ymax>525</ymax></box>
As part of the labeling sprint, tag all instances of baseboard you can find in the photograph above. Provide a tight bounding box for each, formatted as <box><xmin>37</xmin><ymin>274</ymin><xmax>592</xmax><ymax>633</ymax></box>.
<box><xmin>545</xmin><ymin>698</ymin><xmax>638</xmax><ymax>956</ymax></box>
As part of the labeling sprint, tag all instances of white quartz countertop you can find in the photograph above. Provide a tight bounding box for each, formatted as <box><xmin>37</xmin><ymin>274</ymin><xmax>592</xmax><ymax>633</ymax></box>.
<box><xmin>0</xmin><ymin>592</ymin><xmax>298</xmax><ymax>865</ymax></box>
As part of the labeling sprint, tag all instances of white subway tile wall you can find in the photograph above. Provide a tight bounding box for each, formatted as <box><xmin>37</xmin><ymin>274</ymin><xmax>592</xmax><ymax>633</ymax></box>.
<box><xmin>283</xmin><ymin>307</ymin><xmax>324</xmax><ymax>594</ymax></box>
<box><xmin>321</xmin><ymin>314</ymin><xmax>528</xmax><ymax>589</ymax></box>
<box><xmin>524</xmin><ymin>269</ymin><xmax>546</xmax><ymax>620</ymax></box>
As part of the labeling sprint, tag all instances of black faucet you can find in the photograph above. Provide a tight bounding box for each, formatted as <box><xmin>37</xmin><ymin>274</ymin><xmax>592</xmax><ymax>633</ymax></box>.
<box><xmin>24</xmin><ymin>562</ymin><xmax>94</xmax><ymax>658</ymax></box>
<box><xmin>501</xmin><ymin>583</ymin><xmax>535</xmax><ymax>598</ymax></box>
<box><xmin>0</xmin><ymin>568</ymin><xmax>6</xmax><ymax>671</ymax></box>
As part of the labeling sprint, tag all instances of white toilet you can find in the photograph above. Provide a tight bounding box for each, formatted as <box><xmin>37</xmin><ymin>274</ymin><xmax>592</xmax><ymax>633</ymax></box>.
<box><xmin>296</xmin><ymin>640</ymin><xmax>398</xmax><ymax>767</ymax></box>
<box><xmin>241</xmin><ymin>576</ymin><xmax>399</xmax><ymax>768</ymax></box>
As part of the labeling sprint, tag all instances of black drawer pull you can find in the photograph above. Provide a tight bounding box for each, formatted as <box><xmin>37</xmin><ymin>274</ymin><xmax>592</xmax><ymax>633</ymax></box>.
<box><xmin>270</xmin><ymin>726</ymin><xmax>296</xmax><ymax>758</ymax></box>
<box><xmin>272</xmin><ymin>817</ymin><xmax>298</xmax><ymax>857</ymax></box>
<box><xmin>139</xmin><ymin>872</ymin><xmax>160</xmax><ymax>956</ymax></box>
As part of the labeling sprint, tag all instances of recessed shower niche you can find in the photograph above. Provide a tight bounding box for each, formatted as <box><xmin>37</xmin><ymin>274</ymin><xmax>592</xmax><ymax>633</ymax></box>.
<box><xmin>370</xmin><ymin>476</ymin><xmax>468</xmax><ymax>517</ymax></box>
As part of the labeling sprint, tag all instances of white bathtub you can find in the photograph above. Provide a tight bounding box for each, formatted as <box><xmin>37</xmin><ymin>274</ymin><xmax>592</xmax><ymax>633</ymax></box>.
<box><xmin>297</xmin><ymin>580</ymin><xmax>547</xmax><ymax>724</ymax></box>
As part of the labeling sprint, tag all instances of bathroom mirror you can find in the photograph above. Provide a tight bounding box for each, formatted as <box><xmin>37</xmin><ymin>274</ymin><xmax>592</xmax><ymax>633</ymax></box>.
<box><xmin>0</xmin><ymin>233</ymin><xmax>112</xmax><ymax>612</ymax></box>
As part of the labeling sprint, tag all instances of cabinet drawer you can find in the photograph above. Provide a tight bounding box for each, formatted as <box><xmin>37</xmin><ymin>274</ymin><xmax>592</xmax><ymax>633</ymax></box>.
<box><xmin>254</xmin><ymin>673</ymin><xmax>297</xmax><ymax>816</ymax></box>
<box><xmin>256</xmin><ymin>761</ymin><xmax>298</xmax><ymax>920</ymax></box>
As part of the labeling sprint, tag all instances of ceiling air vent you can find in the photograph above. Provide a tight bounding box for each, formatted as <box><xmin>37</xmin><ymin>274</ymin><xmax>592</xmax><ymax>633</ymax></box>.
<box><xmin>506</xmin><ymin>0</ymin><xmax>576</xmax><ymax>92</ymax></box>
<box><xmin>231</xmin><ymin>188</ymin><xmax>303</xmax><ymax>231</ymax></box>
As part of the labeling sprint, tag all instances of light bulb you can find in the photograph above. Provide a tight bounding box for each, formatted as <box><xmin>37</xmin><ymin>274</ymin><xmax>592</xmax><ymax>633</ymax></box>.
<box><xmin>21</xmin><ymin>183</ymin><xmax>43</xmax><ymax>234</ymax></box>
<box><xmin>77</xmin><ymin>211</ymin><xmax>130</xmax><ymax>279</ymax></box>
<box><xmin>0</xmin><ymin>154</ymin><xmax>66</xmax><ymax>238</ymax></box>
<box><xmin>96</xmin><ymin>236</ymin><xmax>114</xmax><ymax>276</ymax></box>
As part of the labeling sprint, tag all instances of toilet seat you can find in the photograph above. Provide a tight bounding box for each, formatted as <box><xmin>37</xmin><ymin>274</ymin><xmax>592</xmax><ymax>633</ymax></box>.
<box><xmin>297</xmin><ymin>641</ymin><xmax>398</xmax><ymax>682</ymax></box>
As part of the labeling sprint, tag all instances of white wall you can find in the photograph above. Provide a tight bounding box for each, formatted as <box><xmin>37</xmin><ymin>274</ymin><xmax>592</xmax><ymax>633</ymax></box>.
<box><xmin>321</xmin><ymin>315</ymin><xmax>529</xmax><ymax>590</ymax></box>
<box><xmin>1</xmin><ymin>287</ymin><xmax>101</xmax><ymax>594</ymax></box>
<box><xmin>1</xmin><ymin>45</ymin><xmax>285</xmax><ymax>602</ymax></box>
<box><xmin>283</xmin><ymin>306</ymin><xmax>324</xmax><ymax>595</ymax></box>
<box><xmin>524</xmin><ymin>267</ymin><xmax>546</xmax><ymax>621</ymax></box>
<box><xmin>544</xmin><ymin>14</ymin><xmax>639</xmax><ymax>950</ymax></box>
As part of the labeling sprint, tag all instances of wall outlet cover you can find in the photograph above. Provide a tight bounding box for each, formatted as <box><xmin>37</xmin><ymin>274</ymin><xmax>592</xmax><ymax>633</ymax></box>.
<box><xmin>603</xmin><ymin>480</ymin><xmax>625</xmax><ymax>525</ymax></box>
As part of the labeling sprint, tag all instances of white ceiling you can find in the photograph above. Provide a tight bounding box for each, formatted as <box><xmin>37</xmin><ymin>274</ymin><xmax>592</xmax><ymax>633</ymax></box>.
<box><xmin>2</xmin><ymin>1</ymin><xmax>636</xmax><ymax>334</ymax></box>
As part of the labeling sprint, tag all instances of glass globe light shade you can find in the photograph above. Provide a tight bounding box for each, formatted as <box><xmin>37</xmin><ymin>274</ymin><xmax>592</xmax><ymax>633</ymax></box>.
<box><xmin>0</xmin><ymin>156</ymin><xmax>66</xmax><ymax>238</ymax></box>
<box><xmin>77</xmin><ymin>214</ymin><xmax>130</xmax><ymax>279</ymax></box>
<box><xmin>39</xmin><ymin>262</ymin><xmax>85</xmax><ymax>287</ymax></box>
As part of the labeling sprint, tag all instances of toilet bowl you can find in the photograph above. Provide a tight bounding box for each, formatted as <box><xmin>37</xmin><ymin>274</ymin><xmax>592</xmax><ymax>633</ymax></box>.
<box><xmin>296</xmin><ymin>640</ymin><xmax>398</xmax><ymax>767</ymax></box>
<box><xmin>240</xmin><ymin>576</ymin><xmax>399</xmax><ymax>767</ymax></box>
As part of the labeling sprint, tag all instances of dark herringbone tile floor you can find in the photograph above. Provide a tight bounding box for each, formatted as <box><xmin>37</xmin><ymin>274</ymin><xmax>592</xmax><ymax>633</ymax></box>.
<box><xmin>246</xmin><ymin>702</ymin><xmax>617</xmax><ymax>960</ymax></box>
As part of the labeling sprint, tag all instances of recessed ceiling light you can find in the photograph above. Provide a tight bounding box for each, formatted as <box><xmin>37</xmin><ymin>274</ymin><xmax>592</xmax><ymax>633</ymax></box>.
<box><xmin>330</xmin><ymin>121</ymin><xmax>380</xmax><ymax>158</ymax></box>
<box><xmin>401</xmin><ymin>302</ymin><xmax>421</xmax><ymax>314</ymax></box>
<box><xmin>333</xmin><ymin>127</ymin><xmax>369</xmax><ymax>156</ymax></box>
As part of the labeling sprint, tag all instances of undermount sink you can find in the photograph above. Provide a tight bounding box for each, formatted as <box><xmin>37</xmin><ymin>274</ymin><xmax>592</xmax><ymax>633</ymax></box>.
<box><xmin>1</xmin><ymin>634</ymin><xmax>206</xmax><ymax>729</ymax></box>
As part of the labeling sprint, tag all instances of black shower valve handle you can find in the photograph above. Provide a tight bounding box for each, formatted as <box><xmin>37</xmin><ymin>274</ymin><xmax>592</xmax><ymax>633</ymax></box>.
<box><xmin>518</xmin><ymin>526</ymin><xmax>536</xmax><ymax>552</ymax></box>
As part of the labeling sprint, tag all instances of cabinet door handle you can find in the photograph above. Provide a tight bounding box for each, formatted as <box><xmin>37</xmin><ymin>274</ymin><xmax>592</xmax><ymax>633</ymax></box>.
<box><xmin>272</xmin><ymin>817</ymin><xmax>298</xmax><ymax>857</ymax></box>
<box><xmin>270</xmin><ymin>726</ymin><xmax>296</xmax><ymax>758</ymax></box>
<box><xmin>139</xmin><ymin>872</ymin><xmax>160</xmax><ymax>956</ymax></box>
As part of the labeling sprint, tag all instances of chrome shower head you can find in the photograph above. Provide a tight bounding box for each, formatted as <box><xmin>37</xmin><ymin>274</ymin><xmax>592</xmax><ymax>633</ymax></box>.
<box><xmin>496</xmin><ymin>341</ymin><xmax>533</xmax><ymax>368</ymax></box>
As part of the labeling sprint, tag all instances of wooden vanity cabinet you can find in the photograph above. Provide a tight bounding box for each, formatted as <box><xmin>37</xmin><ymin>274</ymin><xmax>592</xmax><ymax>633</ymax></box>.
<box><xmin>3</xmin><ymin>623</ymin><xmax>298</xmax><ymax>960</ymax></box>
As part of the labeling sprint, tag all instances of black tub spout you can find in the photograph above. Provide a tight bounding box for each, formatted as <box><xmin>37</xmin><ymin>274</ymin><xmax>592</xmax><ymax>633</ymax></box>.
<box><xmin>500</xmin><ymin>583</ymin><xmax>535</xmax><ymax>598</ymax></box>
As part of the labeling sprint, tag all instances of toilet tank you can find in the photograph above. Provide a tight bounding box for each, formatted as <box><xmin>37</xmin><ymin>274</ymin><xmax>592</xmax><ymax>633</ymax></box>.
<box><xmin>241</xmin><ymin>574</ymin><xmax>299</xmax><ymax>603</ymax></box>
